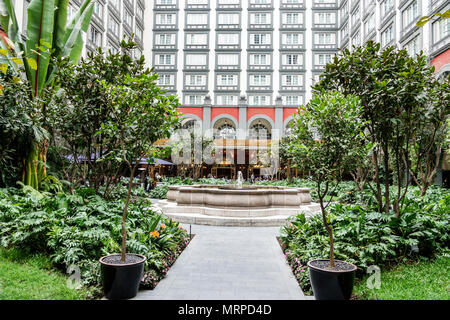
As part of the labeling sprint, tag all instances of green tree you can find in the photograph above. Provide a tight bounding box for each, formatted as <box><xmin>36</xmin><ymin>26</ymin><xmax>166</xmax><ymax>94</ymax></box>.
<box><xmin>49</xmin><ymin>40</ymin><xmax>150</xmax><ymax>195</ymax></box>
<box><xmin>313</xmin><ymin>41</ymin><xmax>449</xmax><ymax>215</ymax></box>
<box><xmin>0</xmin><ymin>0</ymin><xmax>95</xmax><ymax>189</ymax></box>
<box><xmin>289</xmin><ymin>91</ymin><xmax>367</xmax><ymax>268</ymax></box>
<box><xmin>98</xmin><ymin>72</ymin><xmax>180</xmax><ymax>262</ymax></box>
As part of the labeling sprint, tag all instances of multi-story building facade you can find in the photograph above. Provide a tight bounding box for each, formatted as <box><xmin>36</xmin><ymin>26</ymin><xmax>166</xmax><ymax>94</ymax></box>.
<box><xmin>10</xmin><ymin>1</ymin><xmax>450</xmax><ymax>179</ymax></box>
<box><xmin>146</xmin><ymin>0</ymin><xmax>449</xmax><ymax>142</ymax></box>
<box><xmin>15</xmin><ymin>0</ymin><xmax>146</xmax><ymax>58</ymax></box>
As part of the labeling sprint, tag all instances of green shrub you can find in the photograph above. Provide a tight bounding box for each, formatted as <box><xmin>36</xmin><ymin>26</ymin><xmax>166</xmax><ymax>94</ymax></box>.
<box><xmin>280</xmin><ymin>187</ymin><xmax>450</xmax><ymax>295</ymax></box>
<box><xmin>0</xmin><ymin>187</ymin><xmax>189</xmax><ymax>291</ymax></box>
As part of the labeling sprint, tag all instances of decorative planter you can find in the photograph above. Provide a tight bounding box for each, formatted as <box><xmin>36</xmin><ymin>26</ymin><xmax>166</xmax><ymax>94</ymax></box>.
<box><xmin>99</xmin><ymin>253</ymin><xmax>146</xmax><ymax>300</ymax></box>
<box><xmin>307</xmin><ymin>259</ymin><xmax>357</xmax><ymax>300</ymax></box>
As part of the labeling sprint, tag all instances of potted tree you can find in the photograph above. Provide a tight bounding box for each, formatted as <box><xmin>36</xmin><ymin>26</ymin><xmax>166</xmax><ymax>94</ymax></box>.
<box><xmin>97</xmin><ymin>60</ymin><xmax>180</xmax><ymax>300</ymax></box>
<box><xmin>289</xmin><ymin>91</ymin><xmax>369</xmax><ymax>300</ymax></box>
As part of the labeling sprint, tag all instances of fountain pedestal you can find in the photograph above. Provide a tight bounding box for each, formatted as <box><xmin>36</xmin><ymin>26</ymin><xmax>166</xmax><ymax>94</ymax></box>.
<box><xmin>154</xmin><ymin>185</ymin><xmax>320</xmax><ymax>227</ymax></box>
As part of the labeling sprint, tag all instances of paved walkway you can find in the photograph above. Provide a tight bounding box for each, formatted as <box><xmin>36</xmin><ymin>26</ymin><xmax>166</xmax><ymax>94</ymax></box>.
<box><xmin>134</xmin><ymin>224</ymin><xmax>308</xmax><ymax>300</ymax></box>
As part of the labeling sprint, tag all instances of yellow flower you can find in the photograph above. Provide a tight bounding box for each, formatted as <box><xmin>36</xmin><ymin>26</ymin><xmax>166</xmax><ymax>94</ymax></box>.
<box><xmin>150</xmin><ymin>230</ymin><xmax>160</xmax><ymax>238</ymax></box>
<box><xmin>178</xmin><ymin>225</ymin><xmax>183</xmax><ymax>229</ymax></box>
<box><xmin>160</xmin><ymin>224</ymin><xmax>166</xmax><ymax>229</ymax></box>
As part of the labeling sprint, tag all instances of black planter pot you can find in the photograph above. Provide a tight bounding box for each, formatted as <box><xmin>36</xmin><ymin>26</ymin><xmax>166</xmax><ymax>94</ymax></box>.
<box><xmin>307</xmin><ymin>259</ymin><xmax>357</xmax><ymax>300</ymax></box>
<box><xmin>99</xmin><ymin>253</ymin><xmax>146</xmax><ymax>300</ymax></box>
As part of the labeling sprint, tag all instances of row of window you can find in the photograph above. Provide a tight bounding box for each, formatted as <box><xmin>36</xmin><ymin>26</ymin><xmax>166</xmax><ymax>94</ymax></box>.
<box><xmin>155</xmin><ymin>0</ymin><xmax>334</xmax><ymax>8</ymax></box>
<box><xmin>181</xmin><ymin>94</ymin><xmax>304</xmax><ymax>107</ymax></box>
<box><xmin>160</xmin><ymin>74</ymin><xmax>304</xmax><ymax>87</ymax></box>
<box><xmin>154</xmin><ymin>31</ymin><xmax>338</xmax><ymax>47</ymax></box>
<box><xmin>341</xmin><ymin>0</ymin><xmax>449</xmax><ymax>53</ymax></box>
<box><xmin>155</xmin><ymin>52</ymin><xmax>334</xmax><ymax>68</ymax></box>
<box><xmin>86</xmin><ymin>0</ymin><xmax>144</xmax><ymax>54</ymax></box>
<box><xmin>154</xmin><ymin>11</ymin><xmax>339</xmax><ymax>28</ymax></box>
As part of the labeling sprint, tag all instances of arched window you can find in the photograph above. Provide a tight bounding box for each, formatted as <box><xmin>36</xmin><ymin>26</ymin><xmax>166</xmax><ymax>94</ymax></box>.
<box><xmin>284</xmin><ymin>120</ymin><xmax>296</xmax><ymax>137</ymax></box>
<box><xmin>249</xmin><ymin>119</ymin><xmax>272</xmax><ymax>139</ymax></box>
<box><xmin>214</xmin><ymin>119</ymin><xmax>237</xmax><ymax>139</ymax></box>
<box><xmin>181</xmin><ymin>118</ymin><xmax>201</xmax><ymax>132</ymax></box>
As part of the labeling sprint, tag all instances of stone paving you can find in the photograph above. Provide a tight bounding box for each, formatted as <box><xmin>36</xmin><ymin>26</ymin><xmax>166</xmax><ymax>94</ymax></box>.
<box><xmin>134</xmin><ymin>224</ymin><xmax>310</xmax><ymax>300</ymax></box>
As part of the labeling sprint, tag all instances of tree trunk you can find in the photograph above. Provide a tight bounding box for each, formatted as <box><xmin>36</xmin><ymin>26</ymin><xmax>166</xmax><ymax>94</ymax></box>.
<box><xmin>383</xmin><ymin>143</ymin><xmax>390</xmax><ymax>214</ymax></box>
<box><xmin>121</xmin><ymin>166</ymin><xmax>135</xmax><ymax>262</ymax></box>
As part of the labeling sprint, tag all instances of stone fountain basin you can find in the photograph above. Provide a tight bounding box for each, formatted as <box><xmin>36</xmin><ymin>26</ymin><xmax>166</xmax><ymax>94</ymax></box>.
<box><xmin>166</xmin><ymin>185</ymin><xmax>312</xmax><ymax>209</ymax></box>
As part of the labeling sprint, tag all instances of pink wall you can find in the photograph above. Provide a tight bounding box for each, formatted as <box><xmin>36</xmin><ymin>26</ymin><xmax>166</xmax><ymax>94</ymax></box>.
<box><xmin>211</xmin><ymin>107</ymin><xmax>239</xmax><ymax>124</ymax></box>
<box><xmin>432</xmin><ymin>49</ymin><xmax>450</xmax><ymax>73</ymax></box>
<box><xmin>178</xmin><ymin>107</ymin><xmax>203</xmax><ymax>121</ymax></box>
<box><xmin>247</xmin><ymin>108</ymin><xmax>275</xmax><ymax>122</ymax></box>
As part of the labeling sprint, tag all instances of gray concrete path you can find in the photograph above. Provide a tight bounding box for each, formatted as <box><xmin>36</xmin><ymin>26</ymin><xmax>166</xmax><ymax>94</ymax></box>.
<box><xmin>134</xmin><ymin>224</ymin><xmax>307</xmax><ymax>300</ymax></box>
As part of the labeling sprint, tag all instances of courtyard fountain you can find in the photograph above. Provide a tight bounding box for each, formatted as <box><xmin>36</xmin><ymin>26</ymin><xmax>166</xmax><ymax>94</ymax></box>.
<box><xmin>154</xmin><ymin>177</ymin><xmax>320</xmax><ymax>227</ymax></box>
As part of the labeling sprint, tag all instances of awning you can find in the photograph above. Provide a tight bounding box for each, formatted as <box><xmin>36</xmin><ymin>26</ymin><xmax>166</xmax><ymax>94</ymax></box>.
<box><xmin>139</xmin><ymin>158</ymin><xmax>174</xmax><ymax>166</ymax></box>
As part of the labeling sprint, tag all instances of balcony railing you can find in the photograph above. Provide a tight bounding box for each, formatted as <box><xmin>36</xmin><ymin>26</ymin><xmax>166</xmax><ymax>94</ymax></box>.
<box><xmin>154</xmin><ymin>23</ymin><xmax>177</xmax><ymax>31</ymax></box>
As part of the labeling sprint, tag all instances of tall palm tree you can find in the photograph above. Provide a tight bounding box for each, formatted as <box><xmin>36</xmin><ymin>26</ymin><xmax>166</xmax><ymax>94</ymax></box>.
<box><xmin>0</xmin><ymin>0</ymin><xmax>95</xmax><ymax>189</ymax></box>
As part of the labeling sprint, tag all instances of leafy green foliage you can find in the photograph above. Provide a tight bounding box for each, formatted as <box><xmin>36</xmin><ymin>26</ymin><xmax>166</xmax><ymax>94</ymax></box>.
<box><xmin>0</xmin><ymin>71</ymin><xmax>46</xmax><ymax>187</ymax></box>
<box><xmin>280</xmin><ymin>186</ymin><xmax>450</xmax><ymax>295</ymax></box>
<box><xmin>0</xmin><ymin>187</ymin><xmax>190</xmax><ymax>290</ymax></box>
<box><xmin>354</xmin><ymin>255</ymin><xmax>450</xmax><ymax>300</ymax></box>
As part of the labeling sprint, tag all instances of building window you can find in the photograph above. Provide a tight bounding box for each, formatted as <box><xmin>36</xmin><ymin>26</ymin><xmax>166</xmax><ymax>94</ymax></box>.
<box><xmin>157</xmin><ymin>34</ymin><xmax>174</xmax><ymax>45</ymax></box>
<box><xmin>186</xmin><ymin>75</ymin><xmax>206</xmax><ymax>86</ymax></box>
<box><xmin>156</xmin><ymin>14</ymin><xmax>175</xmax><ymax>25</ymax></box>
<box><xmin>93</xmin><ymin>1</ymin><xmax>103</xmax><ymax>19</ymax></box>
<box><xmin>364</xmin><ymin>14</ymin><xmax>375</xmax><ymax>37</ymax></box>
<box><xmin>123</xmin><ymin>8</ymin><xmax>133</xmax><ymax>29</ymax></box>
<box><xmin>108</xmin><ymin>16</ymin><xmax>120</xmax><ymax>37</ymax></box>
<box><xmin>251</xmin><ymin>13</ymin><xmax>270</xmax><ymax>24</ymax></box>
<box><xmin>88</xmin><ymin>26</ymin><xmax>102</xmax><ymax>47</ymax></box>
<box><xmin>283</xmin><ymin>95</ymin><xmax>302</xmax><ymax>106</ymax></box>
<box><xmin>282</xmin><ymin>74</ymin><xmax>302</xmax><ymax>86</ymax></box>
<box><xmin>187</xmin><ymin>13</ymin><xmax>208</xmax><ymax>25</ymax></box>
<box><xmin>158</xmin><ymin>54</ymin><xmax>174</xmax><ymax>65</ymax></box>
<box><xmin>405</xmin><ymin>37</ymin><xmax>420</xmax><ymax>56</ymax></box>
<box><xmin>249</xmin><ymin>96</ymin><xmax>270</xmax><ymax>106</ymax></box>
<box><xmin>186</xmin><ymin>95</ymin><xmax>205</xmax><ymax>105</ymax></box>
<box><xmin>218</xmin><ymin>13</ymin><xmax>240</xmax><ymax>25</ymax></box>
<box><xmin>315</xmin><ymin>53</ymin><xmax>333</xmax><ymax>66</ymax></box>
<box><xmin>186</xmin><ymin>33</ymin><xmax>208</xmax><ymax>45</ymax></box>
<box><xmin>352</xmin><ymin>31</ymin><xmax>361</xmax><ymax>47</ymax></box>
<box><xmin>250</xmin><ymin>74</ymin><xmax>270</xmax><ymax>85</ymax></box>
<box><xmin>381</xmin><ymin>0</ymin><xmax>394</xmax><ymax>19</ymax></box>
<box><xmin>158</xmin><ymin>74</ymin><xmax>174</xmax><ymax>86</ymax></box>
<box><xmin>251</xmin><ymin>33</ymin><xmax>271</xmax><ymax>45</ymax></box>
<box><xmin>186</xmin><ymin>54</ymin><xmax>208</xmax><ymax>66</ymax></box>
<box><xmin>251</xmin><ymin>54</ymin><xmax>269</xmax><ymax>65</ymax></box>
<box><xmin>402</xmin><ymin>1</ymin><xmax>418</xmax><ymax>28</ymax></box>
<box><xmin>381</xmin><ymin>24</ymin><xmax>394</xmax><ymax>46</ymax></box>
<box><xmin>351</xmin><ymin>6</ymin><xmax>360</xmax><ymax>27</ymax></box>
<box><xmin>218</xmin><ymin>33</ymin><xmax>239</xmax><ymax>45</ymax></box>
<box><xmin>217</xmin><ymin>54</ymin><xmax>239</xmax><ymax>66</ymax></box>
<box><xmin>217</xmin><ymin>95</ymin><xmax>238</xmax><ymax>106</ymax></box>
<box><xmin>283</xmin><ymin>12</ymin><xmax>302</xmax><ymax>24</ymax></box>
<box><xmin>432</xmin><ymin>18</ymin><xmax>450</xmax><ymax>44</ymax></box>
<box><xmin>218</xmin><ymin>74</ymin><xmax>238</xmax><ymax>86</ymax></box>
<box><xmin>315</xmin><ymin>12</ymin><xmax>335</xmax><ymax>24</ymax></box>
<box><xmin>284</xmin><ymin>54</ymin><xmax>301</xmax><ymax>65</ymax></box>
<box><xmin>283</xmin><ymin>33</ymin><xmax>302</xmax><ymax>45</ymax></box>
<box><xmin>316</xmin><ymin>33</ymin><xmax>335</xmax><ymax>45</ymax></box>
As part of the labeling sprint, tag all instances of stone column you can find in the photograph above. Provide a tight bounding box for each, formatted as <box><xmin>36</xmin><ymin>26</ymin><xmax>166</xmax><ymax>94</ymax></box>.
<box><xmin>203</xmin><ymin>95</ymin><xmax>212</xmax><ymax>134</ymax></box>
<box><xmin>275</xmin><ymin>95</ymin><xmax>284</xmax><ymax>136</ymax></box>
<box><xmin>238</xmin><ymin>95</ymin><xmax>248</xmax><ymax>139</ymax></box>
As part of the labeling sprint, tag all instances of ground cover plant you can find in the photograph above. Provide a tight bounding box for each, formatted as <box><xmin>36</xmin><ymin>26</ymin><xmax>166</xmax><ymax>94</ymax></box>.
<box><xmin>280</xmin><ymin>185</ymin><xmax>450</xmax><ymax>296</ymax></box>
<box><xmin>0</xmin><ymin>248</ymin><xmax>93</xmax><ymax>300</ymax></box>
<box><xmin>353</xmin><ymin>255</ymin><xmax>450</xmax><ymax>300</ymax></box>
<box><xmin>0</xmin><ymin>186</ymin><xmax>190</xmax><ymax>297</ymax></box>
